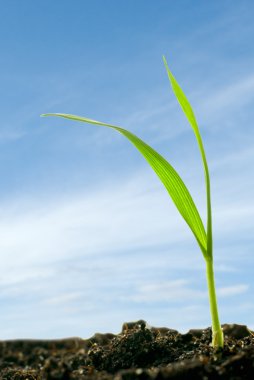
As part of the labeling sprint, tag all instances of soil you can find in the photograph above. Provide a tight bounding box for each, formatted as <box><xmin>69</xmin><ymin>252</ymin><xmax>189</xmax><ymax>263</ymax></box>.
<box><xmin>0</xmin><ymin>321</ymin><xmax>254</xmax><ymax>379</ymax></box>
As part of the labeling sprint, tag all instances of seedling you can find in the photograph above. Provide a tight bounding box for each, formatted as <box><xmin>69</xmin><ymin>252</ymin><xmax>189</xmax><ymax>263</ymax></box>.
<box><xmin>42</xmin><ymin>57</ymin><xmax>224</xmax><ymax>348</ymax></box>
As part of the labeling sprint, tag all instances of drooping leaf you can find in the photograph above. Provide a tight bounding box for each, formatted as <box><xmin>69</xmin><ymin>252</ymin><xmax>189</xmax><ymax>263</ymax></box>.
<box><xmin>41</xmin><ymin>112</ymin><xmax>207</xmax><ymax>255</ymax></box>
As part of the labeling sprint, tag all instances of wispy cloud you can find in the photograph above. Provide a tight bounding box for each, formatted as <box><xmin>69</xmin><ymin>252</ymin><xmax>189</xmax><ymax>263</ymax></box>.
<box><xmin>0</xmin><ymin>129</ymin><xmax>26</xmax><ymax>142</ymax></box>
<box><xmin>199</xmin><ymin>73</ymin><xmax>254</xmax><ymax>120</ymax></box>
<box><xmin>217</xmin><ymin>284</ymin><xmax>249</xmax><ymax>297</ymax></box>
<box><xmin>124</xmin><ymin>280</ymin><xmax>249</xmax><ymax>303</ymax></box>
<box><xmin>0</xmin><ymin>173</ymin><xmax>190</xmax><ymax>270</ymax></box>
<box><xmin>127</xmin><ymin>280</ymin><xmax>204</xmax><ymax>303</ymax></box>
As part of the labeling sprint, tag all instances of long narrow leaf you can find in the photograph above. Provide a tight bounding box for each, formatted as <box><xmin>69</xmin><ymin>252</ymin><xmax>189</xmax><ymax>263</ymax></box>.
<box><xmin>163</xmin><ymin>57</ymin><xmax>212</xmax><ymax>258</ymax></box>
<box><xmin>41</xmin><ymin>112</ymin><xmax>207</xmax><ymax>255</ymax></box>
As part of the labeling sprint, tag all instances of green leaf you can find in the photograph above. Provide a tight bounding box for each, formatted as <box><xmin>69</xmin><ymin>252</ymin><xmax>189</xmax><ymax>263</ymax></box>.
<box><xmin>41</xmin><ymin>112</ymin><xmax>207</xmax><ymax>255</ymax></box>
<box><xmin>163</xmin><ymin>56</ymin><xmax>212</xmax><ymax>258</ymax></box>
<box><xmin>163</xmin><ymin>57</ymin><xmax>204</xmax><ymax>154</ymax></box>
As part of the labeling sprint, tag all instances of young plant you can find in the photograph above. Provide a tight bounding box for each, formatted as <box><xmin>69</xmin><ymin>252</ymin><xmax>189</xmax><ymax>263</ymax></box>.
<box><xmin>42</xmin><ymin>57</ymin><xmax>224</xmax><ymax>348</ymax></box>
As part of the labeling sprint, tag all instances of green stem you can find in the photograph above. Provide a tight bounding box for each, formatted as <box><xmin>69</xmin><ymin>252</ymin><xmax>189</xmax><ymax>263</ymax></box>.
<box><xmin>196</xmin><ymin>130</ymin><xmax>223</xmax><ymax>348</ymax></box>
<box><xmin>205</xmin><ymin>257</ymin><xmax>224</xmax><ymax>348</ymax></box>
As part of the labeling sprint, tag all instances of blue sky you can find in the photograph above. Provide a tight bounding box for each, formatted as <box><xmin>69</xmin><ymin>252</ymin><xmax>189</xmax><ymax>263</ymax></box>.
<box><xmin>0</xmin><ymin>0</ymin><xmax>254</xmax><ymax>339</ymax></box>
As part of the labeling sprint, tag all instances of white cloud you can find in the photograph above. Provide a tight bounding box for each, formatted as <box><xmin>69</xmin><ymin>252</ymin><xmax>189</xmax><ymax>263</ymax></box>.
<box><xmin>123</xmin><ymin>280</ymin><xmax>249</xmax><ymax>304</ymax></box>
<box><xmin>0</xmin><ymin>171</ymin><xmax>195</xmax><ymax>325</ymax></box>
<box><xmin>199</xmin><ymin>73</ymin><xmax>254</xmax><ymax>117</ymax></box>
<box><xmin>0</xmin><ymin>172</ymin><xmax>190</xmax><ymax>271</ymax></box>
<box><xmin>126</xmin><ymin>280</ymin><xmax>206</xmax><ymax>303</ymax></box>
<box><xmin>217</xmin><ymin>284</ymin><xmax>249</xmax><ymax>297</ymax></box>
<box><xmin>44</xmin><ymin>292</ymin><xmax>84</xmax><ymax>306</ymax></box>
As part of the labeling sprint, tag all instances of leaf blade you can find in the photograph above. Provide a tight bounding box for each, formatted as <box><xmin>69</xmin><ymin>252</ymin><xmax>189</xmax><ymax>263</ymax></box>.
<box><xmin>163</xmin><ymin>57</ymin><xmax>212</xmax><ymax>258</ymax></box>
<box><xmin>41</xmin><ymin>112</ymin><xmax>207</xmax><ymax>254</ymax></box>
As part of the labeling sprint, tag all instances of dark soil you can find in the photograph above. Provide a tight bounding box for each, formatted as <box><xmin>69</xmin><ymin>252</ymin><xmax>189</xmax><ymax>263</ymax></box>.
<box><xmin>0</xmin><ymin>321</ymin><xmax>254</xmax><ymax>379</ymax></box>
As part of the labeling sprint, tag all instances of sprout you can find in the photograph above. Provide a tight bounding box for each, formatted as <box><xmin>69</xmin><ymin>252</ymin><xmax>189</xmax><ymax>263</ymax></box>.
<box><xmin>41</xmin><ymin>57</ymin><xmax>224</xmax><ymax>348</ymax></box>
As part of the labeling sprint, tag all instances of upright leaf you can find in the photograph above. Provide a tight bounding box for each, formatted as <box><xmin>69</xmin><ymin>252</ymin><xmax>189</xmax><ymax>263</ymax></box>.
<box><xmin>163</xmin><ymin>57</ymin><xmax>212</xmax><ymax>258</ymax></box>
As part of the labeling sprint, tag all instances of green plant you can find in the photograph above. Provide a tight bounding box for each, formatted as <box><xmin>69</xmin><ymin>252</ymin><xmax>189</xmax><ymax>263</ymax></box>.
<box><xmin>41</xmin><ymin>57</ymin><xmax>224</xmax><ymax>348</ymax></box>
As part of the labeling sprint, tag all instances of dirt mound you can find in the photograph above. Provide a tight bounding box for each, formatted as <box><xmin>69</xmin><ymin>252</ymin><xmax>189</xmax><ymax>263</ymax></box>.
<box><xmin>0</xmin><ymin>321</ymin><xmax>253</xmax><ymax>379</ymax></box>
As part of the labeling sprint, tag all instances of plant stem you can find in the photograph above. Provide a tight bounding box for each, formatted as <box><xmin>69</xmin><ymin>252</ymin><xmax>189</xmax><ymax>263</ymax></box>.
<box><xmin>205</xmin><ymin>257</ymin><xmax>224</xmax><ymax>348</ymax></box>
<box><xmin>197</xmin><ymin>126</ymin><xmax>223</xmax><ymax>348</ymax></box>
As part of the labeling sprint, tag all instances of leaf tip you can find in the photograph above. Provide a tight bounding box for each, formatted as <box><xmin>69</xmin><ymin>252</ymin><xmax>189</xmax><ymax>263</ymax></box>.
<box><xmin>40</xmin><ymin>113</ymin><xmax>58</xmax><ymax>118</ymax></box>
<box><xmin>162</xmin><ymin>55</ymin><xmax>168</xmax><ymax>67</ymax></box>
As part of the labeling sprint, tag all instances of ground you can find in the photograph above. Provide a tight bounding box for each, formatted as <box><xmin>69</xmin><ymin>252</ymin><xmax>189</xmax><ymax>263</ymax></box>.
<box><xmin>0</xmin><ymin>321</ymin><xmax>253</xmax><ymax>379</ymax></box>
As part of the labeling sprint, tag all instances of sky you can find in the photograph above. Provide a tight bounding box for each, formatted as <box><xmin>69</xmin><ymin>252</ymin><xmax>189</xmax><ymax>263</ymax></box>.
<box><xmin>0</xmin><ymin>0</ymin><xmax>254</xmax><ymax>339</ymax></box>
